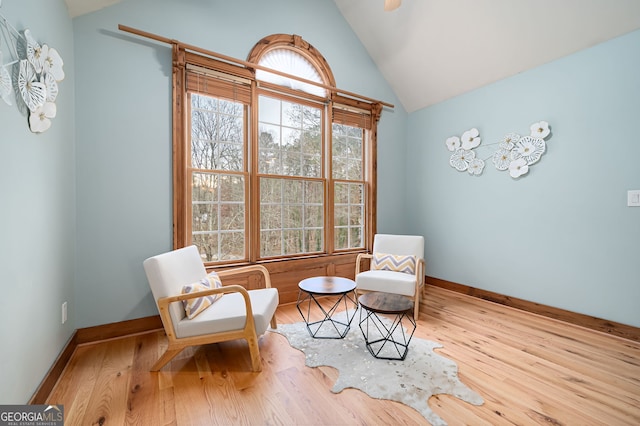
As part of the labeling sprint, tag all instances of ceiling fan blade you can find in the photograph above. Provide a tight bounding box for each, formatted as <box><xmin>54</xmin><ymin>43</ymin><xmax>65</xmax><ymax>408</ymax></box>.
<box><xmin>384</xmin><ymin>0</ymin><xmax>401</xmax><ymax>11</ymax></box>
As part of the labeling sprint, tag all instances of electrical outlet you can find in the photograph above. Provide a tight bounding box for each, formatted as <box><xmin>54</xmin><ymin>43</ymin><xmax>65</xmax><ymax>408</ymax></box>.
<box><xmin>62</xmin><ymin>301</ymin><xmax>67</xmax><ymax>324</ymax></box>
<box><xmin>628</xmin><ymin>190</ymin><xmax>640</xmax><ymax>207</ymax></box>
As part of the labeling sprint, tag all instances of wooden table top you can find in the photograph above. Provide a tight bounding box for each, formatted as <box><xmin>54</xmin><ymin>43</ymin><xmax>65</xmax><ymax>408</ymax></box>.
<box><xmin>298</xmin><ymin>276</ymin><xmax>356</xmax><ymax>295</ymax></box>
<box><xmin>358</xmin><ymin>292</ymin><xmax>413</xmax><ymax>314</ymax></box>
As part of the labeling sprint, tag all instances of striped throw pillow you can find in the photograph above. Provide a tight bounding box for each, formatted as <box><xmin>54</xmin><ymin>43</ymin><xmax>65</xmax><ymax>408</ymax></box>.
<box><xmin>371</xmin><ymin>252</ymin><xmax>416</xmax><ymax>275</ymax></box>
<box><xmin>181</xmin><ymin>271</ymin><xmax>223</xmax><ymax>319</ymax></box>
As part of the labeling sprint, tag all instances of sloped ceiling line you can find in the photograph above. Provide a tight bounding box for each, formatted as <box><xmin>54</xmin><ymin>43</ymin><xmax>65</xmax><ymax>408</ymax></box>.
<box><xmin>66</xmin><ymin>0</ymin><xmax>640</xmax><ymax>112</ymax></box>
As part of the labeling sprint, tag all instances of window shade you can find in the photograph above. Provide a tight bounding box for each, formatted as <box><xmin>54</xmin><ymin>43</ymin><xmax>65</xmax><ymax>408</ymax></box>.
<box><xmin>332</xmin><ymin>107</ymin><xmax>372</xmax><ymax>130</ymax></box>
<box><xmin>186</xmin><ymin>71</ymin><xmax>251</xmax><ymax>104</ymax></box>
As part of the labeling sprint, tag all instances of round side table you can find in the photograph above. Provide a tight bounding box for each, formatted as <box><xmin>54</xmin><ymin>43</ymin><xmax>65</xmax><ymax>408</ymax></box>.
<box><xmin>358</xmin><ymin>291</ymin><xmax>416</xmax><ymax>360</ymax></box>
<box><xmin>297</xmin><ymin>276</ymin><xmax>357</xmax><ymax>339</ymax></box>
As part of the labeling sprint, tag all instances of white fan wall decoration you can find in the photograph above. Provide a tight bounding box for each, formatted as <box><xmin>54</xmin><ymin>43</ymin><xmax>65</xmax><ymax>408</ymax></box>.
<box><xmin>0</xmin><ymin>11</ymin><xmax>64</xmax><ymax>134</ymax></box>
<box><xmin>445</xmin><ymin>121</ymin><xmax>552</xmax><ymax>179</ymax></box>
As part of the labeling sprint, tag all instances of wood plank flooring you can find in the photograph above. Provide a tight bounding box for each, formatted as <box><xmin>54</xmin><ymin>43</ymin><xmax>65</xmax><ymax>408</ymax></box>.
<box><xmin>47</xmin><ymin>286</ymin><xmax>640</xmax><ymax>425</ymax></box>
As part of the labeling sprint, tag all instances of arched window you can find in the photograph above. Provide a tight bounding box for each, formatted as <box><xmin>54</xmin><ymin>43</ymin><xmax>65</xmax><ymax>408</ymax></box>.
<box><xmin>248</xmin><ymin>34</ymin><xmax>335</xmax><ymax>98</ymax></box>
<box><xmin>172</xmin><ymin>33</ymin><xmax>381</xmax><ymax>293</ymax></box>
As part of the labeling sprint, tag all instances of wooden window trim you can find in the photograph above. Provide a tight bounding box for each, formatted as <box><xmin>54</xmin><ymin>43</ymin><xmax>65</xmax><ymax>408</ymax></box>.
<box><xmin>247</xmin><ymin>34</ymin><xmax>337</xmax><ymax>89</ymax></box>
<box><xmin>172</xmin><ymin>35</ymin><xmax>382</xmax><ymax>266</ymax></box>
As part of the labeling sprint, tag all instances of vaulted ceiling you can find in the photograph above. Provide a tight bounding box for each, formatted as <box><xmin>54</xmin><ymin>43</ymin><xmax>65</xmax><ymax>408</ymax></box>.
<box><xmin>65</xmin><ymin>0</ymin><xmax>640</xmax><ymax>112</ymax></box>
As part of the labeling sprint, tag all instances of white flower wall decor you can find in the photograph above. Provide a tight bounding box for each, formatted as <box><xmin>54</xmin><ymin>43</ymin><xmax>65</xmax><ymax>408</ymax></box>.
<box><xmin>446</xmin><ymin>128</ymin><xmax>485</xmax><ymax>176</ymax></box>
<box><xmin>20</xmin><ymin>29</ymin><xmax>64</xmax><ymax>133</ymax></box>
<box><xmin>0</xmin><ymin>50</ymin><xmax>12</xmax><ymax>105</ymax></box>
<box><xmin>445</xmin><ymin>121</ymin><xmax>552</xmax><ymax>179</ymax></box>
<box><xmin>1</xmin><ymin>12</ymin><xmax>17</xmax><ymax>107</ymax></box>
<box><xmin>494</xmin><ymin>121</ymin><xmax>551</xmax><ymax>179</ymax></box>
<box><xmin>0</xmin><ymin>14</ymin><xmax>64</xmax><ymax>133</ymax></box>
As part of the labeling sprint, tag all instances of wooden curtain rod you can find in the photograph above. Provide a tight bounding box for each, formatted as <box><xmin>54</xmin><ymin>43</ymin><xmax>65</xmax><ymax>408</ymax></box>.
<box><xmin>118</xmin><ymin>24</ymin><xmax>394</xmax><ymax>109</ymax></box>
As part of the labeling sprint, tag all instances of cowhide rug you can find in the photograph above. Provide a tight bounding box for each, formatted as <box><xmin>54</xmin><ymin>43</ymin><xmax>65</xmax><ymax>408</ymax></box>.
<box><xmin>271</xmin><ymin>309</ymin><xmax>483</xmax><ymax>426</ymax></box>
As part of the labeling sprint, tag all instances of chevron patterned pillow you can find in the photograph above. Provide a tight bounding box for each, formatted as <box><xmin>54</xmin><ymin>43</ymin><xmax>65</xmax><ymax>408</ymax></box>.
<box><xmin>181</xmin><ymin>271</ymin><xmax>223</xmax><ymax>319</ymax></box>
<box><xmin>371</xmin><ymin>252</ymin><xmax>416</xmax><ymax>275</ymax></box>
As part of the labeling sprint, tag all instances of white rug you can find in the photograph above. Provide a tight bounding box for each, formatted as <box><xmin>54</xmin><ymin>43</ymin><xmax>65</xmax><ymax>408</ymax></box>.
<box><xmin>272</xmin><ymin>309</ymin><xmax>483</xmax><ymax>426</ymax></box>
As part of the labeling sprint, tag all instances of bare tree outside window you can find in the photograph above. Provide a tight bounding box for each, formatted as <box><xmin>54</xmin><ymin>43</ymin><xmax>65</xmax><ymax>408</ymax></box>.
<box><xmin>259</xmin><ymin>96</ymin><xmax>324</xmax><ymax>257</ymax></box>
<box><xmin>190</xmin><ymin>94</ymin><xmax>246</xmax><ymax>262</ymax></box>
<box><xmin>333</xmin><ymin>123</ymin><xmax>365</xmax><ymax>250</ymax></box>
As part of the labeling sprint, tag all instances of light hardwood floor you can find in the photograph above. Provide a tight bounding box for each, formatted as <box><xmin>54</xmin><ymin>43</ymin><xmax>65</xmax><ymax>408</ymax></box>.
<box><xmin>47</xmin><ymin>286</ymin><xmax>640</xmax><ymax>425</ymax></box>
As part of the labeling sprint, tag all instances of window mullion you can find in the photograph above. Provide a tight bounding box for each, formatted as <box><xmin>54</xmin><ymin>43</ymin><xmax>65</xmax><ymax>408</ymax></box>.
<box><xmin>249</xmin><ymin>81</ymin><xmax>260</xmax><ymax>263</ymax></box>
<box><xmin>326</xmin><ymin>104</ymin><xmax>334</xmax><ymax>255</ymax></box>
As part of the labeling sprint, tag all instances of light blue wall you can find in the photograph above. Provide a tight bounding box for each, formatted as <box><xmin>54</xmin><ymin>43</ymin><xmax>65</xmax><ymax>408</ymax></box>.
<box><xmin>407</xmin><ymin>29</ymin><xmax>640</xmax><ymax>327</ymax></box>
<box><xmin>4</xmin><ymin>0</ymin><xmax>635</xmax><ymax>404</ymax></box>
<box><xmin>72</xmin><ymin>0</ymin><xmax>407</xmax><ymax>328</ymax></box>
<box><xmin>0</xmin><ymin>0</ymin><xmax>75</xmax><ymax>403</ymax></box>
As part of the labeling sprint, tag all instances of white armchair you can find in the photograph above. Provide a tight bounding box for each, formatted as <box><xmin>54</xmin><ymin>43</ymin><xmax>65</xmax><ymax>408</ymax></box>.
<box><xmin>143</xmin><ymin>245</ymin><xmax>278</xmax><ymax>372</ymax></box>
<box><xmin>355</xmin><ymin>234</ymin><xmax>425</xmax><ymax>320</ymax></box>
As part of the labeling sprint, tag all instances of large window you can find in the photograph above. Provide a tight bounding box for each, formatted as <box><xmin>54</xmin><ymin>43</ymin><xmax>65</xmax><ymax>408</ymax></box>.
<box><xmin>333</xmin><ymin>123</ymin><xmax>365</xmax><ymax>250</ymax></box>
<box><xmin>190</xmin><ymin>94</ymin><xmax>247</xmax><ymax>262</ymax></box>
<box><xmin>258</xmin><ymin>96</ymin><xmax>324</xmax><ymax>257</ymax></box>
<box><xmin>173</xmin><ymin>35</ymin><xmax>381</xmax><ymax>266</ymax></box>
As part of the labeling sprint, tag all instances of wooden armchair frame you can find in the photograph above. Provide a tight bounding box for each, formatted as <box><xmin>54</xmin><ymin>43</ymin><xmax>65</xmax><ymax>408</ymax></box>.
<box><xmin>153</xmin><ymin>264</ymin><xmax>277</xmax><ymax>372</ymax></box>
